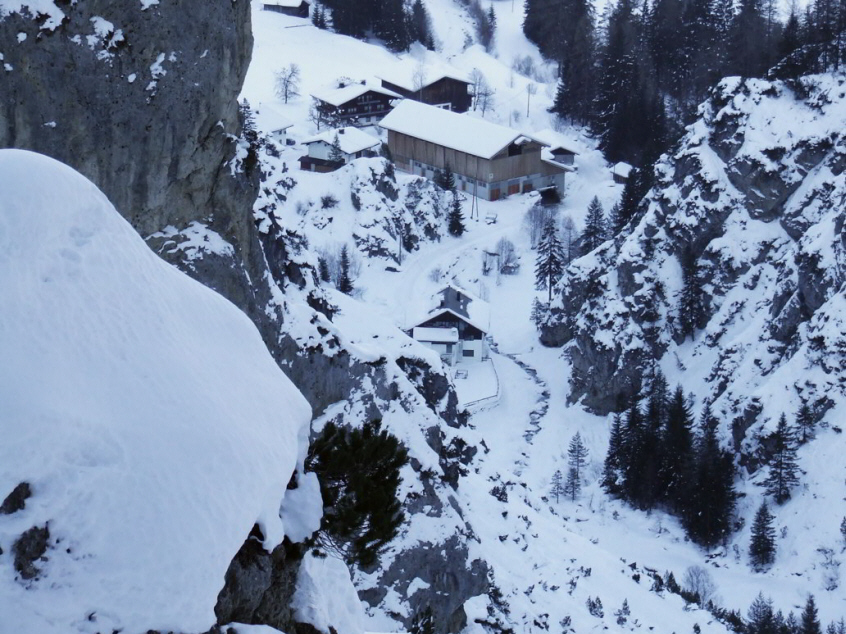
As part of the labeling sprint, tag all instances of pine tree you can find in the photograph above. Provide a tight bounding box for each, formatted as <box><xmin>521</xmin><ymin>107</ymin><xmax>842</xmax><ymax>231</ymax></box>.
<box><xmin>749</xmin><ymin>501</ymin><xmax>776</xmax><ymax>570</ymax></box>
<box><xmin>602</xmin><ymin>413</ymin><xmax>625</xmax><ymax>496</ymax></box>
<box><xmin>677</xmin><ymin>246</ymin><xmax>703</xmax><ymax>340</ymax></box>
<box><xmin>840</xmin><ymin>516</ymin><xmax>846</xmax><ymax>547</ymax></box>
<box><xmin>763</xmin><ymin>414</ymin><xmax>800</xmax><ymax>504</ymax></box>
<box><xmin>535</xmin><ymin>218</ymin><xmax>566</xmax><ymax>302</ymax></box>
<box><xmin>661</xmin><ymin>385</ymin><xmax>693</xmax><ymax>513</ymax></box>
<box><xmin>318</xmin><ymin>257</ymin><xmax>331</xmax><ymax>283</ymax></box>
<box><xmin>305</xmin><ymin>419</ymin><xmax>409</xmax><ymax>567</ymax></box>
<box><xmin>800</xmin><ymin>595</ymin><xmax>822</xmax><ymax>634</ymax></box>
<box><xmin>409</xmin><ymin>0</ymin><xmax>434</xmax><ymax>49</ymax></box>
<box><xmin>329</xmin><ymin>132</ymin><xmax>345</xmax><ymax>164</ymax></box>
<box><xmin>796</xmin><ymin>403</ymin><xmax>815</xmax><ymax>444</ymax></box>
<box><xmin>435</xmin><ymin>163</ymin><xmax>456</xmax><ymax>192</ymax></box>
<box><xmin>550</xmin><ymin>469</ymin><xmax>566</xmax><ymax>503</ymax></box>
<box><xmin>337</xmin><ymin>244</ymin><xmax>354</xmax><ymax>294</ymax></box>
<box><xmin>748</xmin><ymin>594</ymin><xmax>777</xmax><ymax>634</ymax></box>
<box><xmin>376</xmin><ymin>0</ymin><xmax>412</xmax><ymax>52</ymax></box>
<box><xmin>565</xmin><ymin>432</ymin><xmax>589</xmax><ymax>501</ymax></box>
<box><xmin>580</xmin><ymin>196</ymin><xmax>607</xmax><ymax>255</ymax></box>
<box><xmin>447</xmin><ymin>192</ymin><xmax>466</xmax><ymax>237</ymax></box>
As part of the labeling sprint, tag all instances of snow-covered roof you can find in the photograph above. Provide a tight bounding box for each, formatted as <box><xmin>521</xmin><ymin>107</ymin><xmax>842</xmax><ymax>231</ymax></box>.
<box><xmin>311</xmin><ymin>83</ymin><xmax>401</xmax><ymax>108</ymax></box>
<box><xmin>413</xmin><ymin>327</ymin><xmax>459</xmax><ymax>343</ymax></box>
<box><xmin>380</xmin><ymin>100</ymin><xmax>533</xmax><ymax>160</ymax></box>
<box><xmin>264</xmin><ymin>0</ymin><xmax>307</xmax><ymax>7</ymax></box>
<box><xmin>302</xmin><ymin>127</ymin><xmax>380</xmax><ymax>155</ymax></box>
<box><xmin>541</xmin><ymin>152</ymin><xmax>576</xmax><ymax>172</ymax></box>
<box><xmin>410</xmin><ymin>284</ymin><xmax>490</xmax><ymax>333</ymax></box>
<box><xmin>376</xmin><ymin>68</ymin><xmax>471</xmax><ymax>92</ymax></box>
<box><xmin>254</xmin><ymin>103</ymin><xmax>293</xmax><ymax>133</ymax></box>
<box><xmin>613</xmin><ymin>162</ymin><xmax>633</xmax><ymax>178</ymax></box>
<box><xmin>532</xmin><ymin>128</ymin><xmax>580</xmax><ymax>155</ymax></box>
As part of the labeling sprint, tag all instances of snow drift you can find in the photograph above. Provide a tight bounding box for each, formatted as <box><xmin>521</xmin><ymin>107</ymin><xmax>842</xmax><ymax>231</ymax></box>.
<box><xmin>0</xmin><ymin>149</ymin><xmax>313</xmax><ymax>634</ymax></box>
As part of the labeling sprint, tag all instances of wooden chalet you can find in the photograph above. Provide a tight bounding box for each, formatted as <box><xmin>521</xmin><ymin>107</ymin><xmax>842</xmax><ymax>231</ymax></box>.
<box><xmin>380</xmin><ymin>100</ymin><xmax>573</xmax><ymax>201</ymax></box>
<box><xmin>378</xmin><ymin>71</ymin><xmax>472</xmax><ymax>113</ymax></box>
<box><xmin>263</xmin><ymin>0</ymin><xmax>310</xmax><ymax>18</ymax></box>
<box><xmin>613</xmin><ymin>162</ymin><xmax>633</xmax><ymax>184</ymax></box>
<box><xmin>311</xmin><ymin>82</ymin><xmax>401</xmax><ymax>128</ymax></box>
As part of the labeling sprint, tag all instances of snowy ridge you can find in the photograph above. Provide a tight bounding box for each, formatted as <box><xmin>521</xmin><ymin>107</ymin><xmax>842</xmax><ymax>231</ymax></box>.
<box><xmin>0</xmin><ymin>150</ymin><xmax>315</xmax><ymax>634</ymax></box>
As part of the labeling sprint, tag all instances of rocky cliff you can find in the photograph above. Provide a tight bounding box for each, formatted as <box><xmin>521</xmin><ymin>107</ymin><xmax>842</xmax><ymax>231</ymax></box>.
<box><xmin>542</xmin><ymin>74</ymin><xmax>845</xmax><ymax>451</ymax></box>
<box><xmin>1</xmin><ymin>3</ymin><xmax>485</xmax><ymax>631</ymax></box>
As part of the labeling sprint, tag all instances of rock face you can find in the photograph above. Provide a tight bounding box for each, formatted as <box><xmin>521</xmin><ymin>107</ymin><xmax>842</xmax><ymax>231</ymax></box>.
<box><xmin>2</xmin><ymin>3</ymin><xmax>485</xmax><ymax>629</ymax></box>
<box><xmin>541</xmin><ymin>75</ymin><xmax>845</xmax><ymax>452</ymax></box>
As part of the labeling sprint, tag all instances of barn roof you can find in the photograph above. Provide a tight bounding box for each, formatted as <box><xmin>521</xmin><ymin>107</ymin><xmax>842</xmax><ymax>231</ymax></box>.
<box><xmin>311</xmin><ymin>83</ymin><xmax>401</xmax><ymax>108</ymax></box>
<box><xmin>531</xmin><ymin>128</ymin><xmax>580</xmax><ymax>155</ymax></box>
<box><xmin>380</xmin><ymin>100</ymin><xmax>536</xmax><ymax>160</ymax></box>
<box><xmin>302</xmin><ymin>127</ymin><xmax>380</xmax><ymax>155</ymax></box>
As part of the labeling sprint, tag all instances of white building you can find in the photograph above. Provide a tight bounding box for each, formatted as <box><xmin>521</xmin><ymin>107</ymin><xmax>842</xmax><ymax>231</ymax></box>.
<box><xmin>298</xmin><ymin>127</ymin><xmax>380</xmax><ymax>172</ymax></box>
<box><xmin>410</xmin><ymin>285</ymin><xmax>490</xmax><ymax>365</ymax></box>
<box><xmin>254</xmin><ymin>103</ymin><xmax>293</xmax><ymax>146</ymax></box>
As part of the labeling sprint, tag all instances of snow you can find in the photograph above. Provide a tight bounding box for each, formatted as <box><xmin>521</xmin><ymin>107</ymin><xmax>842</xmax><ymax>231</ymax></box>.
<box><xmin>311</xmin><ymin>82</ymin><xmax>401</xmax><ymax>108</ymax></box>
<box><xmin>413</xmin><ymin>327</ymin><xmax>459</xmax><ymax>343</ymax></box>
<box><xmin>452</xmin><ymin>358</ymin><xmax>499</xmax><ymax>409</ymax></box>
<box><xmin>303</xmin><ymin>127</ymin><xmax>381</xmax><ymax>155</ymax></box>
<box><xmin>293</xmin><ymin>552</ymin><xmax>367</xmax><ymax>634</ymax></box>
<box><xmin>255</xmin><ymin>102</ymin><xmax>294</xmax><ymax>133</ymax></box>
<box><xmin>265</xmin><ymin>0</ymin><xmax>306</xmax><ymax>7</ymax></box>
<box><xmin>0</xmin><ymin>0</ymin><xmax>63</xmax><ymax>30</ymax></box>
<box><xmin>0</xmin><ymin>149</ymin><xmax>314</xmax><ymax>634</ymax></box>
<box><xmin>376</xmin><ymin>68</ymin><xmax>470</xmax><ymax>91</ymax></box>
<box><xmin>380</xmin><ymin>99</ymin><xmax>526</xmax><ymax>160</ymax></box>
<box><xmin>612</xmin><ymin>161</ymin><xmax>632</xmax><ymax>178</ymax></box>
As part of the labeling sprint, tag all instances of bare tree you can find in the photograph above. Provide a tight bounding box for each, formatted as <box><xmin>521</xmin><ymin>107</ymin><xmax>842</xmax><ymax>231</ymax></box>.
<box><xmin>469</xmin><ymin>68</ymin><xmax>485</xmax><ymax>111</ymax></box>
<box><xmin>683</xmin><ymin>566</ymin><xmax>718</xmax><ymax>606</ymax></box>
<box><xmin>475</xmin><ymin>75</ymin><xmax>495</xmax><ymax>116</ymax></box>
<box><xmin>275</xmin><ymin>63</ymin><xmax>301</xmax><ymax>103</ymax></box>
<box><xmin>524</xmin><ymin>203</ymin><xmax>559</xmax><ymax>248</ymax></box>
<box><xmin>526</xmin><ymin>83</ymin><xmax>537</xmax><ymax>118</ymax></box>
<box><xmin>560</xmin><ymin>214</ymin><xmax>577</xmax><ymax>263</ymax></box>
<box><xmin>412</xmin><ymin>63</ymin><xmax>428</xmax><ymax>100</ymax></box>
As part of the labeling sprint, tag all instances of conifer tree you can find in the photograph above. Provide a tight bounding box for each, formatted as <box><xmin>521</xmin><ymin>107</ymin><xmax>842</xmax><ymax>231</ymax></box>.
<box><xmin>376</xmin><ymin>0</ymin><xmax>412</xmax><ymax>52</ymax></box>
<box><xmin>800</xmin><ymin>595</ymin><xmax>822</xmax><ymax>634</ymax></box>
<box><xmin>550</xmin><ymin>469</ymin><xmax>566</xmax><ymax>503</ymax></box>
<box><xmin>580</xmin><ymin>196</ymin><xmax>607</xmax><ymax>255</ymax></box>
<box><xmin>677</xmin><ymin>246</ymin><xmax>703</xmax><ymax>340</ymax></box>
<box><xmin>602</xmin><ymin>413</ymin><xmax>625</xmax><ymax>496</ymax></box>
<box><xmin>747</xmin><ymin>594</ymin><xmax>777</xmax><ymax>634</ymax></box>
<box><xmin>565</xmin><ymin>432</ymin><xmax>589</xmax><ymax>501</ymax></box>
<box><xmin>329</xmin><ymin>132</ymin><xmax>345</xmax><ymax>164</ymax></box>
<box><xmin>796</xmin><ymin>403</ymin><xmax>815</xmax><ymax>444</ymax></box>
<box><xmin>607</xmin><ymin>202</ymin><xmax>623</xmax><ymax>236</ymax></box>
<box><xmin>763</xmin><ymin>414</ymin><xmax>800</xmax><ymax>504</ymax></box>
<box><xmin>447</xmin><ymin>192</ymin><xmax>466</xmax><ymax>237</ymax></box>
<box><xmin>318</xmin><ymin>257</ymin><xmax>331</xmax><ymax>283</ymax></box>
<box><xmin>661</xmin><ymin>385</ymin><xmax>694</xmax><ymax>513</ymax></box>
<box><xmin>535</xmin><ymin>218</ymin><xmax>566</xmax><ymax>302</ymax></box>
<box><xmin>749</xmin><ymin>501</ymin><xmax>776</xmax><ymax>570</ymax></box>
<box><xmin>338</xmin><ymin>244</ymin><xmax>354</xmax><ymax>294</ymax></box>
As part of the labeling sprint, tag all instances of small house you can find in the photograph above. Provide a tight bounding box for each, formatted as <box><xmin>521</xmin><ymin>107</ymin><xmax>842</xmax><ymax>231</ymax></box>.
<box><xmin>378</xmin><ymin>70</ymin><xmax>472</xmax><ymax>113</ymax></box>
<box><xmin>254</xmin><ymin>103</ymin><xmax>293</xmax><ymax>146</ymax></box>
<box><xmin>613</xmin><ymin>162</ymin><xmax>633</xmax><ymax>184</ymax></box>
<box><xmin>311</xmin><ymin>82</ymin><xmax>401</xmax><ymax>128</ymax></box>
<box><xmin>410</xmin><ymin>285</ymin><xmax>490</xmax><ymax>365</ymax></box>
<box><xmin>299</xmin><ymin>127</ymin><xmax>380</xmax><ymax>172</ymax></box>
<box><xmin>263</xmin><ymin>0</ymin><xmax>310</xmax><ymax>18</ymax></box>
<box><xmin>380</xmin><ymin>100</ymin><xmax>572</xmax><ymax>201</ymax></box>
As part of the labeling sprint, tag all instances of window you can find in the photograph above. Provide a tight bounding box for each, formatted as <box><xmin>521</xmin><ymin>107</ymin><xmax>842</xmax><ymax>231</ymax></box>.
<box><xmin>445</xmin><ymin>344</ymin><xmax>453</xmax><ymax>352</ymax></box>
<box><xmin>463</xmin><ymin>349</ymin><xmax>475</xmax><ymax>357</ymax></box>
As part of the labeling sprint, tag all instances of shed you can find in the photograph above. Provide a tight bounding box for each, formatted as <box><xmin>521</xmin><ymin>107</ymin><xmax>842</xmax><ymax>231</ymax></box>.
<box><xmin>254</xmin><ymin>103</ymin><xmax>293</xmax><ymax>145</ymax></box>
<box><xmin>613</xmin><ymin>162</ymin><xmax>633</xmax><ymax>184</ymax></box>
<box><xmin>263</xmin><ymin>0</ymin><xmax>310</xmax><ymax>18</ymax></box>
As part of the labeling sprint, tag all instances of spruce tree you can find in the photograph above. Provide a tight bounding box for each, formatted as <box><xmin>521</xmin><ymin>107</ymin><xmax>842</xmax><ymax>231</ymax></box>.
<box><xmin>565</xmin><ymin>432</ymin><xmax>589</xmax><ymax>501</ymax></box>
<box><xmin>550</xmin><ymin>469</ymin><xmax>566</xmax><ymax>503</ymax></box>
<box><xmin>747</xmin><ymin>594</ymin><xmax>776</xmax><ymax>634</ymax></box>
<box><xmin>677</xmin><ymin>246</ymin><xmax>703</xmax><ymax>340</ymax></box>
<box><xmin>800</xmin><ymin>595</ymin><xmax>822</xmax><ymax>634</ymax></box>
<box><xmin>375</xmin><ymin>0</ymin><xmax>412</xmax><ymax>52</ymax></box>
<box><xmin>661</xmin><ymin>385</ymin><xmax>693</xmax><ymax>513</ymax></box>
<box><xmin>338</xmin><ymin>244</ymin><xmax>354</xmax><ymax>294</ymax></box>
<box><xmin>796</xmin><ymin>403</ymin><xmax>815</xmax><ymax>444</ymax></box>
<box><xmin>580</xmin><ymin>196</ymin><xmax>607</xmax><ymax>255</ymax></box>
<box><xmin>535</xmin><ymin>218</ymin><xmax>566</xmax><ymax>302</ymax></box>
<box><xmin>318</xmin><ymin>257</ymin><xmax>331</xmax><ymax>283</ymax></box>
<box><xmin>447</xmin><ymin>192</ymin><xmax>466</xmax><ymax>237</ymax></box>
<box><xmin>602</xmin><ymin>414</ymin><xmax>625</xmax><ymax>496</ymax></box>
<box><xmin>763</xmin><ymin>414</ymin><xmax>800</xmax><ymax>504</ymax></box>
<box><xmin>749</xmin><ymin>501</ymin><xmax>776</xmax><ymax>570</ymax></box>
<box><xmin>329</xmin><ymin>132</ymin><xmax>345</xmax><ymax>164</ymax></box>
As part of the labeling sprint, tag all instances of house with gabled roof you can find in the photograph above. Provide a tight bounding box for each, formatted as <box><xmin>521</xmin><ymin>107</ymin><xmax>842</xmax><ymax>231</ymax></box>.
<box><xmin>263</xmin><ymin>0</ymin><xmax>309</xmax><ymax>18</ymax></box>
<box><xmin>299</xmin><ymin>127</ymin><xmax>380</xmax><ymax>172</ymax></box>
<box><xmin>410</xmin><ymin>285</ymin><xmax>490</xmax><ymax>364</ymax></box>
<box><xmin>378</xmin><ymin>69</ymin><xmax>472</xmax><ymax>113</ymax></box>
<box><xmin>311</xmin><ymin>81</ymin><xmax>401</xmax><ymax>128</ymax></box>
<box><xmin>380</xmin><ymin>100</ymin><xmax>573</xmax><ymax>201</ymax></box>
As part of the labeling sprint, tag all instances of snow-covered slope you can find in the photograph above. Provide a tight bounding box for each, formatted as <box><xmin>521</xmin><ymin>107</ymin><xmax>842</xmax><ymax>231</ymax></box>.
<box><xmin>0</xmin><ymin>150</ymin><xmax>315</xmax><ymax>634</ymax></box>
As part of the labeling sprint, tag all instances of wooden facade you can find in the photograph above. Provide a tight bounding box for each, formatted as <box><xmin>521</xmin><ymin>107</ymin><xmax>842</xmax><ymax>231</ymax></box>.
<box><xmin>381</xmin><ymin>77</ymin><xmax>471</xmax><ymax>113</ymax></box>
<box><xmin>387</xmin><ymin>129</ymin><xmax>564</xmax><ymax>200</ymax></box>
<box><xmin>263</xmin><ymin>1</ymin><xmax>309</xmax><ymax>18</ymax></box>
<box><xmin>314</xmin><ymin>90</ymin><xmax>396</xmax><ymax>127</ymax></box>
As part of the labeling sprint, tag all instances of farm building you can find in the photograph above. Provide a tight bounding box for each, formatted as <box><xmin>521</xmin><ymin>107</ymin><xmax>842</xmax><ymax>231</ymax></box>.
<box><xmin>298</xmin><ymin>127</ymin><xmax>379</xmax><ymax>172</ymax></box>
<box><xmin>263</xmin><ymin>0</ymin><xmax>309</xmax><ymax>18</ymax></box>
<box><xmin>380</xmin><ymin>100</ymin><xmax>573</xmax><ymax>201</ymax></box>
<box><xmin>378</xmin><ymin>70</ymin><xmax>472</xmax><ymax>113</ymax></box>
<box><xmin>410</xmin><ymin>285</ymin><xmax>490</xmax><ymax>365</ymax></box>
<box><xmin>311</xmin><ymin>82</ymin><xmax>401</xmax><ymax>128</ymax></box>
<box><xmin>613</xmin><ymin>161</ymin><xmax>633</xmax><ymax>184</ymax></box>
<box><xmin>254</xmin><ymin>103</ymin><xmax>293</xmax><ymax>146</ymax></box>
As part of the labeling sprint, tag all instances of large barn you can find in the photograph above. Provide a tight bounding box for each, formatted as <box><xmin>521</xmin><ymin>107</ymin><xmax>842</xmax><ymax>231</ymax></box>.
<box><xmin>380</xmin><ymin>100</ymin><xmax>572</xmax><ymax>201</ymax></box>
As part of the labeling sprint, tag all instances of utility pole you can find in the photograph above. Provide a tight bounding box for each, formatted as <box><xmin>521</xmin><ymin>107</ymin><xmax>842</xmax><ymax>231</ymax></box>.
<box><xmin>526</xmin><ymin>83</ymin><xmax>537</xmax><ymax>118</ymax></box>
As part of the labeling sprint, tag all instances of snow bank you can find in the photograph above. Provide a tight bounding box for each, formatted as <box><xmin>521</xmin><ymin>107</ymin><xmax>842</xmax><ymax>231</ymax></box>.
<box><xmin>293</xmin><ymin>552</ymin><xmax>366</xmax><ymax>634</ymax></box>
<box><xmin>0</xmin><ymin>150</ymin><xmax>313</xmax><ymax>634</ymax></box>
